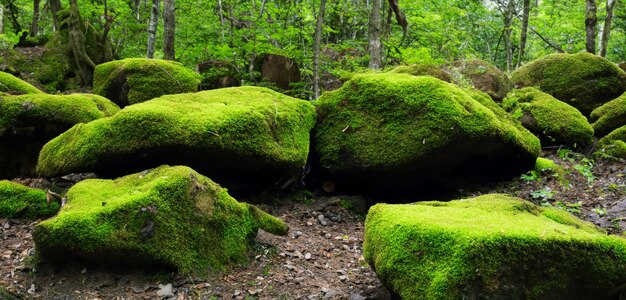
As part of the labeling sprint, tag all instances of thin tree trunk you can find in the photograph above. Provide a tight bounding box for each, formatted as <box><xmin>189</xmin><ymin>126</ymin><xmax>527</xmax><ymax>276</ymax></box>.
<box><xmin>218</xmin><ymin>0</ymin><xmax>225</xmax><ymax>42</ymax></box>
<box><xmin>30</xmin><ymin>0</ymin><xmax>40</xmax><ymax>37</ymax></box>
<box><xmin>517</xmin><ymin>0</ymin><xmax>530</xmax><ymax>68</ymax></box>
<box><xmin>368</xmin><ymin>0</ymin><xmax>382</xmax><ymax>69</ymax></box>
<box><xmin>48</xmin><ymin>0</ymin><xmax>61</xmax><ymax>31</ymax></box>
<box><xmin>134</xmin><ymin>0</ymin><xmax>141</xmax><ymax>20</ymax></box>
<box><xmin>313</xmin><ymin>0</ymin><xmax>327</xmax><ymax>99</ymax></box>
<box><xmin>503</xmin><ymin>0</ymin><xmax>515</xmax><ymax>72</ymax></box>
<box><xmin>585</xmin><ymin>0</ymin><xmax>597</xmax><ymax>54</ymax></box>
<box><xmin>163</xmin><ymin>0</ymin><xmax>175</xmax><ymax>60</ymax></box>
<box><xmin>6</xmin><ymin>0</ymin><xmax>21</xmax><ymax>34</ymax></box>
<box><xmin>0</xmin><ymin>5</ymin><xmax>5</xmax><ymax>34</ymax></box>
<box><xmin>147</xmin><ymin>0</ymin><xmax>160</xmax><ymax>58</ymax></box>
<box><xmin>599</xmin><ymin>0</ymin><xmax>616</xmax><ymax>57</ymax></box>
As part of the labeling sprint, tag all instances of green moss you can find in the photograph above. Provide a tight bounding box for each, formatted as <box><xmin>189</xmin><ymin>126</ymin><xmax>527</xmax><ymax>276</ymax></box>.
<box><xmin>596</xmin><ymin>126</ymin><xmax>626</xmax><ymax>158</ymax></box>
<box><xmin>363</xmin><ymin>194</ymin><xmax>626</xmax><ymax>299</ymax></box>
<box><xmin>0</xmin><ymin>71</ymin><xmax>43</xmax><ymax>94</ymax></box>
<box><xmin>535</xmin><ymin>157</ymin><xmax>557</xmax><ymax>173</ymax></box>
<box><xmin>0</xmin><ymin>180</ymin><xmax>59</xmax><ymax>218</ymax></box>
<box><xmin>590</xmin><ymin>91</ymin><xmax>626</xmax><ymax>138</ymax></box>
<box><xmin>33</xmin><ymin>165</ymin><xmax>287</xmax><ymax>275</ymax></box>
<box><xmin>502</xmin><ymin>87</ymin><xmax>594</xmax><ymax>148</ymax></box>
<box><xmin>37</xmin><ymin>86</ymin><xmax>316</xmax><ymax>178</ymax></box>
<box><xmin>93</xmin><ymin>58</ymin><xmax>202</xmax><ymax>106</ymax></box>
<box><xmin>511</xmin><ymin>52</ymin><xmax>626</xmax><ymax>116</ymax></box>
<box><xmin>448</xmin><ymin>59</ymin><xmax>512</xmax><ymax>101</ymax></box>
<box><xmin>388</xmin><ymin>63</ymin><xmax>452</xmax><ymax>82</ymax></box>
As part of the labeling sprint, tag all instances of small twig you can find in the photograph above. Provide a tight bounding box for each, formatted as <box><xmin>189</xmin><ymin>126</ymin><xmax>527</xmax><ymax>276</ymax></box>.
<box><xmin>46</xmin><ymin>190</ymin><xmax>66</xmax><ymax>207</ymax></box>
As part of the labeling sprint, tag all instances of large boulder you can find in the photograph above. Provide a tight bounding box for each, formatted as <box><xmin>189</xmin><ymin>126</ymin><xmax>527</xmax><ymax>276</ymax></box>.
<box><xmin>254</xmin><ymin>54</ymin><xmax>301</xmax><ymax>90</ymax></box>
<box><xmin>37</xmin><ymin>87</ymin><xmax>316</xmax><ymax>192</ymax></box>
<box><xmin>313</xmin><ymin>73</ymin><xmax>540</xmax><ymax>193</ymax></box>
<box><xmin>0</xmin><ymin>181</ymin><xmax>59</xmax><ymax>218</ymax></box>
<box><xmin>0</xmin><ymin>71</ymin><xmax>43</xmax><ymax>95</ymax></box>
<box><xmin>0</xmin><ymin>93</ymin><xmax>120</xmax><ymax>178</ymax></box>
<box><xmin>590</xmin><ymin>91</ymin><xmax>626</xmax><ymax>137</ymax></box>
<box><xmin>364</xmin><ymin>194</ymin><xmax>626</xmax><ymax>299</ymax></box>
<box><xmin>388</xmin><ymin>63</ymin><xmax>452</xmax><ymax>82</ymax></box>
<box><xmin>93</xmin><ymin>58</ymin><xmax>201</xmax><ymax>107</ymax></box>
<box><xmin>447</xmin><ymin>59</ymin><xmax>512</xmax><ymax>102</ymax></box>
<box><xmin>34</xmin><ymin>165</ymin><xmax>288</xmax><ymax>275</ymax></box>
<box><xmin>502</xmin><ymin>87</ymin><xmax>594</xmax><ymax>148</ymax></box>
<box><xmin>511</xmin><ymin>52</ymin><xmax>626</xmax><ymax>116</ymax></box>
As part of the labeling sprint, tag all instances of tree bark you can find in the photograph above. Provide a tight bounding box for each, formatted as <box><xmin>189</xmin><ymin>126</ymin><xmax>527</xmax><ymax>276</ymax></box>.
<box><xmin>48</xmin><ymin>0</ymin><xmax>62</xmax><ymax>31</ymax></box>
<box><xmin>147</xmin><ymin>0</ymin><xmax>160</xmax><ymax>58</ymax></box>
<box><xmin>0</xmin><ymin>5</ymin><xmax>4</xmax><ymax>34</ymax></box>
<box><xmin>69</xmin><ymin>0</ymin><xmax>96</xmax><ymax>85</ymax></box>
<box><xmin>599</xmin><ymin>0</ymin><xmax>616</xmax><ymax>57</ymax></box>
<box><xmin>163</xmin><ymin>0</ymin><xmax>175</xmax><ymax>60</ymax></box>
<box><xmin>387</xmin><ymin>0</ymin><xmax>407</xmax><ymax>42</ymax></box>
<box><xmin>6</xmin><ymin>0</ymin><xmax>21</xmax><ymax>34</ymax></box>
<box><xmin>368</xmin><ymin>0</ymin><xmax>382</xmax><ymax>69</ymax></box>
<box><xmin>134</xmin><ymin>0</ymin><xmax>141</xmax><ymax>20</ymax></box>
<box><xmin>585</xmin><ymin>0</ymin><xmax>597</xmax><ymax>54</ymax></box>
<box><xmin>313</xmin><ymin>0</ymin><xmax>327</xmax><ymax>99</ymax></box>
<box><xmin>503</xmin><ymin>0</ymin><xmax>515</xmax><ymax>72</ymax></box>
<box><xmin>517</xmin><ymin>0</ymin><xmax>530</xmax><ymax>68</ymax></box>
<box><xmin>30</xmin><ymin>0</ymin><xmax>40</xmax><ymax>37</ymax></box>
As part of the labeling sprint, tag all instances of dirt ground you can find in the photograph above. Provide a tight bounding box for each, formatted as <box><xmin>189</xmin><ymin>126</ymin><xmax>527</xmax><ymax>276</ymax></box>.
<box><xmin>2</xmin><ymin>149</ymin><xmax>626</xmax><ymax>299</ymax></box>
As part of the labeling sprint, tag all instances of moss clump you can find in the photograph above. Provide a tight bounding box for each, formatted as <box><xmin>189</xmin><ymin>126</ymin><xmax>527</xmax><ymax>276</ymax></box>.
<box><xmin>535</xmin><ymin>157</ymin><xmax>559</xmax><ymax>174</ymax></box>
<box><xmin>388</xmin><ymin>64</ymin><xmax>452</xmax><ymax>82</ymax></box>
<box><xmin>37</xmin><ymin>87</ymin><xmax>316</xmax><ymax>185</ymax></box>
<box><xmin>596</xmin><ymin>126</ymin><xmax>626</xmax><ymax>158</ymax></box>
<box><xmin>93</xmin><ymin>58</ymin><xmax>202</xmax><ymax>107</ymax></box>
<box><xmin>502</xmin><ymin>87</ymin><xmax>594</xmax><ymax>148</ymax></box>
<box><xmin>364</xmin><ymin>194</ymin><xmax>626</xmax><ymax>299</ymax></box>
<box><xmin>511</xmin><ymin>52</ymin><xmax>626</xmax><ymax>116</ymax></box>
<box><xmin>447</xmin><ymin>59</ymin><xmax>512</xmax><ymax>102</ymax></box>
<box><xmin>0</xmin><ymin>181</ymin><xmax>59</xmax><ymax>218</ymax></box>
<box><xmin>0</xmin><ymin>71</ymin><xmax>43</xmax><ymax>95</ymax></box>
<box><xmin>34</xmin><ymin>165</ymin><xmax>287</xmax><ymax>275</ymax></box>
<box><xmin>590</xmin><ymin>92</ymin><xmax>626</xmax><ymax>138</ymax></box>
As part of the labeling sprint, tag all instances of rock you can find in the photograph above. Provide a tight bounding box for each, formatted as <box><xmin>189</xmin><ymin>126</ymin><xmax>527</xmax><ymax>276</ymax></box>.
<box><xmin>254</xmin><ymin>54</ymin><xmax>301</xmax><ymax>90</ymax></box>
<box><xmin>305</xmin><ymin>253</ymin><xmax>311</xmax><ymax>260</ymax></box>
<box><xmin>313</xmin><ymin>73</ymin><xmax>540</xmax><ymax>194</ymax></box>
<box><xmin>447</xmin><ymin>59</ymin><xmax>512</xmax><ymax>102</ymax></box>
<box><xmin>511</xmin><ymin>52</ymin><xmax>626</xmax><ymax>116</ymax></box>
<box><xmin>93</xmin><ymin>58</ymin><xmax>201</xmax><ymax>107</ymax></box>
<box><xmin>596</xmin><ymin>126</ymin><xmax>626</xmax><ymax>158</ymax></box>
<box><xmin>363</xmin><ymin>194</ymin><xmax>626</xmax><ymax>299</ymax></box>
<box><xmin>590</xmin><ymin>91</ymin><xmax>626</xmax><ymax>138</ymax></box>
<box><xmin>388</xmin><ymin>63</ymin><xmax>452</xmax><ymax>83</ymax></box>
<box><xmin>502</xmin><ymin>87</ymin><xmax>594</xmax><ymax>148</ymax></box>
<box><xmin>156</xmin><ymin>283</ymin><xmax>174</xmax><ymax>297</ymax></box>
<box><xmin>0</xmin><ymin>181</ymin><xmax>60</xmax><ymax>219</ymax></box>
<box><xmin>36</xmin><ymin>87</ymin><xmax>316</xmax><ymax>193</ymax></box>
<box><xmin>33</xmin><ymin>165</ymin><xmax>288</xmax><ymax>275</ymax></box>
<box><xmin>0</xmin><ymin>93</ymin><xmax>120</xmax><ymax>178</ymax></box>
<box><xmin>0</xmin><ymin>71</ymin><xmax>43</xmax><ymax>95</ymax></box>
<box><xmin>196</xmin><ymin>60</ymin><xmax>240</xmax><ymax>90</ymax></box>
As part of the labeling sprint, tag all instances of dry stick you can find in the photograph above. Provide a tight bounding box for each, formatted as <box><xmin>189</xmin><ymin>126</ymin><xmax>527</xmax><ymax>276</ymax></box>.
<box><xmin>46</xmin><ymin>190</ymin><xmax>66</xmax><ymax>207</ymax></box>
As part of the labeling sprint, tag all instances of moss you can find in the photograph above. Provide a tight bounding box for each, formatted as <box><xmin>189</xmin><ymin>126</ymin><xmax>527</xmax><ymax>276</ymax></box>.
<box><xmin>511</xmin><ymin>52</ymin><xmax>626</xmax><ymax>116</ymax></box>
<box><xmin>0</xmin><ymin>180</ymin><xmax>59</xmax><ymax>218</ymax></box>
<box><xmin>447</xmin><ymin>59</ymin><xmax>512</xmax><ymax>102</ymax></box>
<box><xmin>93</xmin><ymin>58</ymin><xmax>202</xmax><ymax>106</ymax></box>
<box><xmin>388</xmin><ymin>63</ymin><xmax>452</xmax><ymax>82</ymax></box>
<box><xmin>0</xmin><ymin>71</ymin><xmax>43</xmax><ymax>95</ymax></box>
<box><xmin>596</xmin><ymin>126</ymin><xmax>626</xmax><ymax>158</ymax></box>
<box><xmin>37</xmin><ymin>86</ymin><xmax>316</xmax><ymax>180</ymax></box>
<box><xmin>363</xmin><ymin>194</ymin><xmax>626</xmax><ymax>299</ymax></box>
<box><xmin>590</xmin><ymin>92</ymin><xmax>626</xmax><ymax>138</ymax></box>
<box><xmin>535</xmin><ymin>157</ymin><xmax>559</xmax><ymax>175</ymax></box>
<box><xmin>33</xmin><ymin>165</ymin><xmax>287</xmax><ymax>275</ymax></box>
<box><xmin>502</xmin><ymin>87</ymin><xmax>594</xmax><ymax>148</ymax></box>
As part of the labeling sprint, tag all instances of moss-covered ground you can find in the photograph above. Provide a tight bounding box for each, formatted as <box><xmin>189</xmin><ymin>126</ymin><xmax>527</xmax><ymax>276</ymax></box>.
<box><xmin>0</xmin><ymin>181</ymin><xmax>59</xmax><ymax>218</ymax></box>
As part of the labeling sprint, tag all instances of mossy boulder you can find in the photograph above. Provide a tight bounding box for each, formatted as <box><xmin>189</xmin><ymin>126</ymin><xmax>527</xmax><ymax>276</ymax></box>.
<box><xmin>313</xmin><ymin>73</ymin><xmax>540</xmax><ymax>193</ymax></box>
<box><xmin>364</xmin><ymin>194</ymin><xmax>626</xmax><ymax>299</ymax></box>
<box><xmin>502</xmin><ymin>87</ymin><xmax>594</xmax><ymax>148</ymax></box>
<box><xmin>596</xmin><ymin>126</ymin><xmax>626</xmax><ymax>158</ymax></box>
<box><xmin>0</xmin><ymin>181</ymin><xmax>59</xmax><ymax>218</ymax></box>
<box><xmin>447</xmin><ymin>59</ymin><xmax>512</xmax><ymax>102</ymax></box>
<box><xmin>511</xmin><ymin>52</ymin><xmax>626</xmax><ymax>116</ymax></box>
<box><xmin>0</xmin><ymin>93</ymin><xmax>120</xmax><ymax>178</ymax></box>
<box><xmin>388</xmin><ymin>64</ymin><xmax>452</xmax><ymax>82</ymax></box>
<box><xmin>37</xmin><ymin>87</ymin><xmax>316</xmax><ymax>192</ymax></box>
<box><xmin>590</xmin><ymin>91</ymin><xmax>626</xmax><ymax>138</ymax></box>
<box><xmin>34</xmin><ymin>165</ymin><xmax>288</xmax><ymax>275</ymax></box>
<box><xmin>0</xmin><ymin>71</ymin><xmax>43</xmax><ymax>95</ymax></box>
<box><xmin>93</xmin><ymin>58</ymin><xmax>202</xmax><ymax>107</ymax></box>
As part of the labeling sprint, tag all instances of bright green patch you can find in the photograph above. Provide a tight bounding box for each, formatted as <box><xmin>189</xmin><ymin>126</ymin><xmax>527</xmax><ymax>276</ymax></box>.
<box><xmin>502</xmin><ymin>87</ymin><xmax>594</xmax><ymax>148</ymax></box>
<box><xmin>596</xmin><ymin>126</ymin><xmax>626</xmax><ymax>158</ymax></box>
<box><xmin>34</xmin><ymin>165</ymin><xmax>288</xmax><ymax>275</ymax></box>
<box><xmin>0</xmin><ymin>71</ymin><xmax>43</xmax><ymax>95</ymax></box>
<box><xmin>0</xmin><ymin>181</ymin><xmax>59</xmax><ymax>218</ymax></box>
<box><xmin>363</xmin><ymin>194</ymin><xmax>626</xmax><ymax>299</ymax></box>
<box><xmin>535</xmin><ymin>157</ymin><xmax>557</xmax><ymax>173</ymax></box>
<box><xmin>590</xmin><ymin>91</ymin><xmax>626</xmax><ymax>138</ymax></box>
<box><xmin>388</xmin><ymin>63</ymin><xmax>452</xmax><ymax>82</ymax></box>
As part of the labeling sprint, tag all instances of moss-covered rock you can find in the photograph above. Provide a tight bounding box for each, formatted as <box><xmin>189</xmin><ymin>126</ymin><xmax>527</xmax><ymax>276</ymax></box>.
<box><xmin>502</xmin><ymin>87</ymin><xmax>594</xmax><ymax>148</ymax></box>
<box><xmin>0</xmin><ymin>93</ymin><xmax>120</xmax><ymax>178</ymax></box>
<box><xmin>596</xmin><ymin>126</ymin><xmax>626</xmax><ymax>158</ymax></box>
<box><xmin>364</xmin><ymin>194</ymin><xmax>626</xmax><ymax>299</ymax></box>
<box><xmin>313</xmin><ymin>73</ymin><xmax>540</xmax><ymax>192</ymax></box>
<box><xmin>0</xmin><ymin>71</ymin><xmax>43</xmax><ymax>95</ymax></box>
<box><xmin>37</xmin><ymin>87</ymin><xmax>316</xmax><ymax>191</ymax></box>
<box><xmin>0</xmin><ymin>181</ymin><xmax>59</xmax><ymax>218</ymax></box>
<box><xmin>590</xmin><ymin>91</ymin><xmax>626</xmax><ymax>138</ymax></box>
<box><xmin>535</xmin><ymin>157</ymin><xmax>557</xmax><ymax>173</ymax></box>
<box><xmin>388</xmin><ymin>64</ymin><xmax>452</xmax><ymax>82</ymax></box>
<box><xmin>34</xmin><ymin>165</ymin><xmax>287</xmax><ymax>275</ymax></box>
<box><xmin>511</xmin><ymin>52</ymin><xmax>626</xmax><ymax>116</ymax></box>
<box><xmin>447</xmin><ymin>59</ymin><xmax>512</xmax><ymax>102</ymax></box>
<box><xmin>93</xmin><ymin>58</ymin><xmax>202</xmax><ymax>107</ymax></box>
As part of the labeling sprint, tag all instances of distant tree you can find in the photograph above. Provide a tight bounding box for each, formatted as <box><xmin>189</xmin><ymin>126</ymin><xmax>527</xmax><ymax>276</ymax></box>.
<box><xmin>163</xmin><ymin>0</ymin><xmax>175</xmax><ymax>60</ymax></box>
<box><xmin>30</xmin><ymin>0</ymin><xmax>40</xmax><ymax>37</ymax></box>
<box><xmin>517</xmin><ymin>0</ymin><xmax>530</xmax><ymax>68</ymax></box>
<box><xmin>599</xmin><ymin>0</ymin><xmax>617</xmax><ymax>57</ymax></box>
<box><xmin>68</xmin><ymin>0</ymin><xmax>96</xmax><ymax>84</ymax></box>
<box><xmin>368</xmin><ymin>0</ymin><xmax>382</xmax><ymax>69</ymax></box>
<box><xmin>585</xmin><ymin>0</ymin><xmax>597</xmax><ymax>54</ymax></box>
<box><xmin>48</xmin><ymin>0</ymin><xmax>62</xmax><ymax>31</ymax></box>
<box><xmin>313</xmin><ymin>0</ymin><xmax>327</xmax><ymax>99</ymax></box>
<box><xmin>147</xmin><ymin>0</ymin><xmax>159</xmax><ymax>58</ymax></box>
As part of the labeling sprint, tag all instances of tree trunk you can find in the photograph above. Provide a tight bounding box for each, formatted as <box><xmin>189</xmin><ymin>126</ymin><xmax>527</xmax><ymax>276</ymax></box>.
<box><xmin>503</xmin><ymin>0</ymin><xmax>515</xmax><ymax>73</ymax></box>
<box><xmin>69</xmin><ymin>0</ymin><xmax>96</xmax><ymax>85</ymax></box>
<box><xmin>368</xmin><ymin>0</ymin><xmax>382</xmax><ymax>69</ymax></box>
<box><xmin>599</xmin><ymin>0</ymin><xmax>616</xmax><ymax>57</ymax></box>
<box><xmin>6</xmin><ymin>0</ymin><xmax>21</xmax><ymax>34</ymax></box>
<box><xmin>48</xmin><ymin>0</ymin><xmax>62</xmax><ymax>31</ymax></box>
<box><xmin>517</xmin><ymin>0</ymin><xmax>530</xmax><ymax>68</ymax></box>
<box><xmin>163</xmin><ymin>0</ymin><xmax>175</xmax><ymax>60</ymax></box>
<box><xmin>134</xmin><ymin>0</ymin><xmax>141</xmax><ymax>20</ymax></box>
<box><xmin>147</xmin><ymin>0</ymin><xmax>160</xmax><ymax>58</ymax></box>
<box><xmin>30</xmin><ymin>0</ymin><xmax>40</xmax><ymax>37</ymax></box>
<box><xmin>0</xmin><ymin>5</ymin><xmax>4</xmax><ymax>34</ymax></box>
<box><xmin>585</xmin><ymin>0</ymin><xmax>597</xmax><ymax>54</ymax></box>
<box><xmin>313</xmin><ymin>0</ymin><xmax>327</xmax><ymax>99</ymax></box>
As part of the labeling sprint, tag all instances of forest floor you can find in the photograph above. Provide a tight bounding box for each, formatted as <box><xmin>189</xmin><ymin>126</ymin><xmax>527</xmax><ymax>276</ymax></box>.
<box><xmin>2</xmin><ymin>149</ymin><xmax>626</xmax><ymax>300</ymax></box>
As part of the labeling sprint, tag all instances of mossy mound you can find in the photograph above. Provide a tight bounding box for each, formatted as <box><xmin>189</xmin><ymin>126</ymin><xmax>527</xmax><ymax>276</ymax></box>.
<box><xmin>364</xmin><ymin>194</ymin><xmax>626</xmax><ymax>299</ymax></box>
<box><xmin>502</xmin><ymin>87</ymin><xmax>594</xmax><ymax>148</ymax></box>
<box><xmin>590</xmin><ymin>91</ymin><xmax>626</xmax><ymax>138</ymax></box>
<box><xmin>93</xmin><ymin>58</ymin><xmax>202</xmax><ymax>107</ymax></box>
<box><xmin>596</xmin><ymin>126</ymin><xmax>626</xmax><ymax>158</ymax></box>
<box><xmin>510</xmin><ymin>52</ymin><xmax>626</xmax><ymax>116</ymax></box>
<box><xmin>535</xmin><ymin>157</ymin><xmax>557</xmax><ymax>173</ymax></box>
<box><xmin>313</xmin><ymin>73</ymin><xmax>540</xmax><ymax>193</ymax></box>
<box><xmin>0</xmin><ymin>93</ymin><xmax>120</xmax><ymax>178</ymax></box>
<box><xmin>387</xmin><ymin>64</ymin><xmax>452</xmax><ymax>82</ymax></box>
<box><xmin>0</xmin><ymin>71</ymin><xmax>43</xmax><ymax>95</ymax></box>
<box><xmin>0</xmin><ymin>181</ymin><xmax>59</xmax><ymax>218</ymax></box>
<box><xmin>37</xmin><ymin>87</ymin><xmax>316</xmax><ymax>191</ymax></box>
<box><xmin>34</xmin><ymin>165</ymin><xmax>288</xmax><ymax>275</ymax></box>
<box><xmin>448</xmin><ymin>59</ymin><xmax>512</xmax><ymax>102</ymax></box>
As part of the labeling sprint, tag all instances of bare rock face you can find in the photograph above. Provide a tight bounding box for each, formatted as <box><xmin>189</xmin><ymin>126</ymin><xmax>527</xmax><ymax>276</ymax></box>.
<box><xmin>255</xmin><ymin>54</ymin><xmax>301</xmax><ymax>90</ymax></box>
